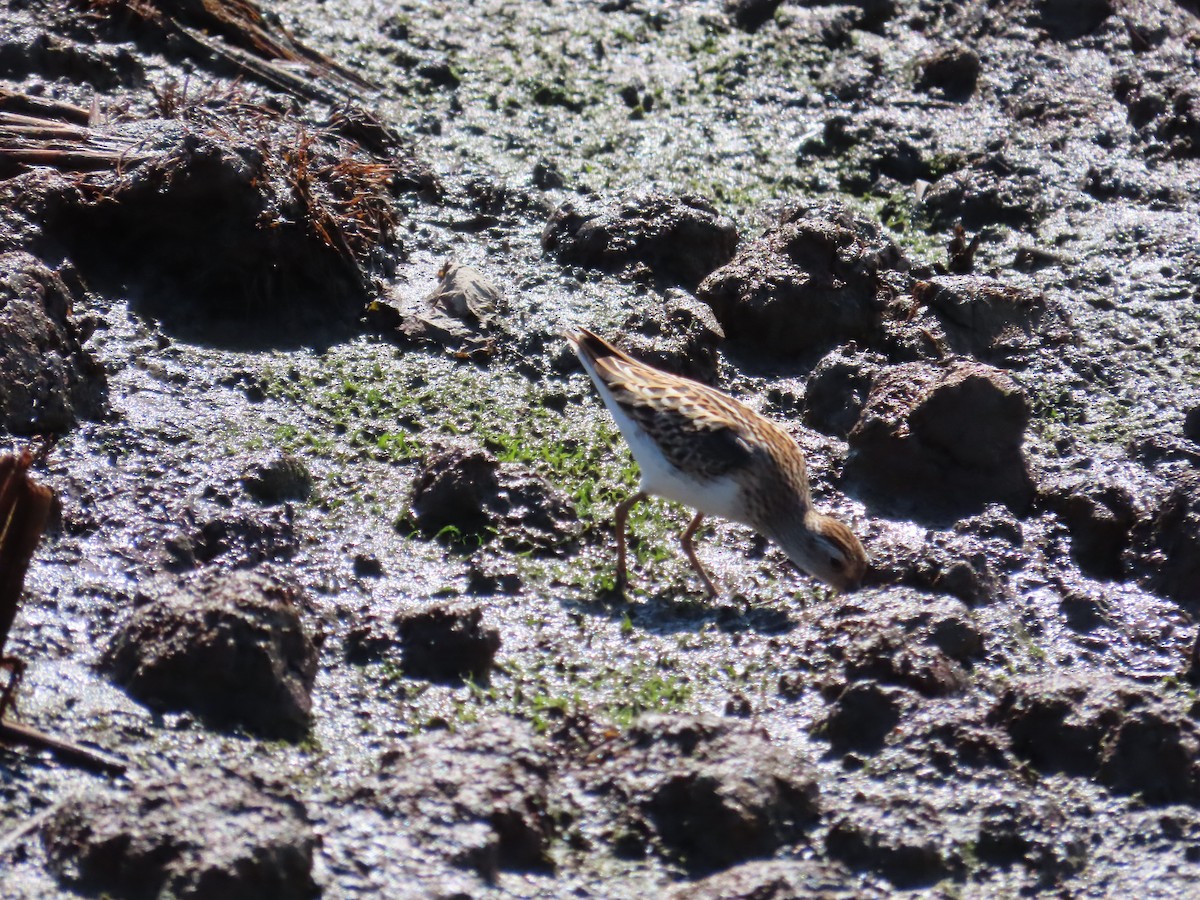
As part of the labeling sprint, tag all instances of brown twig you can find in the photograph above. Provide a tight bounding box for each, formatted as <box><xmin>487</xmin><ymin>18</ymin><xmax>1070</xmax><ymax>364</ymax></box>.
<box><xmin>0</xmin><ymin>450</ymin><xmax>54</xmax><ymax>659</ymax></box>
<box><xmin>0</xmin><ymin>720</ymin><xmax>127</xmax><ymax>776</ymax></box>
<box><xmin>0</xmin><ymin>448</ymin><xmax>125</xmax><ymax>776</ymax></box>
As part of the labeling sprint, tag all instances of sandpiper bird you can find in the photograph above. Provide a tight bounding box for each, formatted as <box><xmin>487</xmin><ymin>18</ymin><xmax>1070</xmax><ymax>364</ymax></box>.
<box><xmin>567</xmin><ymin>328</ymin><xmax>867</xmax><ymax>597</ymax></box>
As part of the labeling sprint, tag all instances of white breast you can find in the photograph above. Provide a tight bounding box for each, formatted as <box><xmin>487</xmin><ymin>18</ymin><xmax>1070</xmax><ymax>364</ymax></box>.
<box><xmin>578</xmin><ymin>354</ymin><xmax>749</xmax><ymax>525</ymax></box>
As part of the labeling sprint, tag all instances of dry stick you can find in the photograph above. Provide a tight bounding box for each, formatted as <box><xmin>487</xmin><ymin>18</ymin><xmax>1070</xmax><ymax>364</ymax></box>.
<box><xmin>0</xmin><ymin>805</ymin><xmax>58</xmax><ymax>860</ymax></box>
<box><xmin>169</xmin><ymin>18</ymin><xmax>373</xmax><ymax>105</ymax></box>
<box><xmin>0</xmin><ymin>451</ymin><xmax>127</xmax><ymax>777</ymax></box>
<box><xmin>0</xmin><ymin>115</ymin><xmax>93</xmax><ymax>134</ymax></box>
<box><xmin>0</xmin><ymin>148</ymin><xmax>146</xmax><ymax>169</ymax></box>
<box><xmin>0</xmin><ymin>89</ymin><xmax>91</xmax><ymax>124</ymax></box>
<box><xmin>0</xmin><ymin>452</ymin><xmax>49</xmax><ymax>655</ymax></box>
<box><xmin>0</xmin><ymin>719</ymin><xmax>127</xmax><ymax>776</ymax></box>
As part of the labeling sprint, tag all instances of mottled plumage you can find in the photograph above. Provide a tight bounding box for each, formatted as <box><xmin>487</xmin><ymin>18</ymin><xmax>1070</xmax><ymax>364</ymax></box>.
<box><xmin>567</xmin><ymin>328</ymin><xmax>867</xmax><ymax>596</ymax></box>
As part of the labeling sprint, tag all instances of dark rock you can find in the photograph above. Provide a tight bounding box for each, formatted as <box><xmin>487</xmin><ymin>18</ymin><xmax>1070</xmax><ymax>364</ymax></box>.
<box><xmin>666</xmin><ymin>859</ymin><xmax>878</xmax><ymax>899</ymax></box>
<box><xmin>42</xmin><ymin>770</ymin><xmax>316</xmax><ymax>900</ymax></box>
<box><xmin>975</xmin><ymin>799</ymin><xmax>1088</xmax><ymax>883</ymax></box>
<box><xmin>915</xmin><ymin>275</ymin><xmax>1074</xmax><ymax>367</ymax></box>
<box><xmin>616</xmin><ymin>289</ymin><xmax>726</xmax><ymax>383</ymax></box>
<box><xmin>698</xmin><ymin>203</ymin><xmax>908</xmax><ymax>357</ymax></box>
<box><xmin>845</xmin><ymin>360</ymin><xmax>1034</xmax><ymax>520</ymax></box>
<box><xmin>601</xmin><ymin>715</ymin><xmax>820</xmax><ymax>874</ymax></box>
<box><xmin>726</xmin><ymin>0</ymin><xmax>782</xmax><ymax>32</ymax></box>
<box><xmin>1043</xmin><ymin>468</ymin><xmax>1142</xmax><ymax>580</ymax></box>
<box><xmin>396</xmin><ymin>603</ymin><xmax>500</xmax><ymax>683</ymax></box>
<box><xmin>820</xmin><ymin>681</ymin><xmax>906</xmax><ymax>753</ymax></box>
<box><xmin>803</xmin><ymin>347</ymin><xmax>883</xmax><ymax>438</ymax></box>
<box><xmin>241</xmin><ymin>452</ymin><xmax>313</xmax><ymax>504</ymax></box>
<box><xmin>164</xmin><ymin>505</ymin><xmax>299</xmax><ymax>570</ymax></box>
<box><xmin>1128</xmin><ymin>473</ymin><xmax>1200</xmax><ymax>606</ymax></box>
<box><xmin>353</xmin><ymin>718</ymin><xmax>556</xmax><ymax>878</ymax></box>
<box><xmin>407</xmin><ymin>443</ymin><xmax>580</xmax><ymax>552</ymax></box>
<box><xmin>102</xmin><ymin>570</ymin><xmax>317</xmax><ymax>739</ymax></box>
<box><xmin>991</xmin><ymin>672</ymin><xmax>1200</xmax><ymax>802</ymax></box>
<box><xmin>0</xmin><ymin>252</ymin><xmax>107</xmax><ymax>434</ymax></box>
<box><xmin>825</xmin><ymin>791</ymin><xmax>960</xmax><ymax>888</ymax></box>
<box><xmin>542</xmin><ymin>192</ymin><xmax>738</xmax><ymax>290</ymax></box>
<box><xmin>1038</xmin><ymin>0</ymin><xmax>1113</xmax><ymax>40</ymax></box>
<box><xmin>1184</xmin><ymin>405</ymin><xmax>1200</xmax><ymax>444</ymax></box>
<box><xmin>914</xmin><ymin>45</ymin><xmax>980</xmax><ymax>101</ymax></box>
<box><xmin>1113</xmin><ymin>69</ymin><xmax>1200</xmax><ymax>159</ymax></box>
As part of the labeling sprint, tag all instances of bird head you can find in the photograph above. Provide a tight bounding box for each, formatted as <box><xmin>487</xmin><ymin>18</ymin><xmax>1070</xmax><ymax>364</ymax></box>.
<box><xmin>770</xmin><ymin>512</ymin><xmax>867</xmax><ymax>592</ymax></box>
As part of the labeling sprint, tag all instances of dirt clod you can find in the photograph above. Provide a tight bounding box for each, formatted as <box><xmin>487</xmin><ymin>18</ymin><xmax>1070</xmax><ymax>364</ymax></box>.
<box><xmin>542</xmin><ymin>192</ymin><xmax>739</xmax><ymax>290</ymax></box>
<box><xmin>407</xmin><ymin>443</ymin><xmax>580</xmax><ymax>552</ymax></box>
<box><xmin>352</xmin><ymin>718</ymin><xmax>556</xmax><ymax>878</ymax></box>
<box><xmin>597</xmin><ymin>714</ymin><xmax>820</xmax><ymax>874</ymax></box>
<box><xmin>914</xmin><ymin>45</ymin><xmax>981</xmax><ymax>100</ymax></box>
<box><xmin>42</xmin><ymin>769</ymin><xmax>316</xmax><ymax>900</ymax></box>
<box><xmin>0</xmin><ymin>251</ymin><xmax>106</xmax><ymax>434</ymax></box>
<box><xmin>846</xmin><ymin>360</ymin><xmax>1034</xmax><ymax>520</ymax></box>
<box><xmin>396</xmin><ymin>602</ymin><xmax>500</xmax><ymax>683</ymax></box>
<box><xmin>241</xmin><ymin>452</ymin><xmax>314</xmax><ymax>505</ymax></box>
<box><xmin>102</xmin><ymin>569</ymin><xmax>317</xmax><ymax>739</ymax></box>
<box><xmin>697</xmin><ymin>202</ymin><xmax>908</xmax><ymax>357</ymax></box>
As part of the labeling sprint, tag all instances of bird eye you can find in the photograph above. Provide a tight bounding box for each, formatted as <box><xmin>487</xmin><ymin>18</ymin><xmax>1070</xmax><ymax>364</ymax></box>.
<box><xmin>829</xmin><ymin>556</ymin><xmax>843</xmax><ymax>571</ymax></box>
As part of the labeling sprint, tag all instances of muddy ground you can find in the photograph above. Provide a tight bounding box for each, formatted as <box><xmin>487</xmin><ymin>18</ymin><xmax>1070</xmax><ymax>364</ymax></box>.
<box><xmin>3</xmin><ymin>0</ymin><xmax>1200</xmax><ymax>896</ymax></box>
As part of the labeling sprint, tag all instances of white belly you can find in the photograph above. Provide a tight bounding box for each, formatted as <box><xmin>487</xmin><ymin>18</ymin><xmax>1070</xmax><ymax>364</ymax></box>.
<box><xmin>628</xmin><ymin>424</ymin><xmax>746</xmax><ymax>522</ymax></box>
<box><xmin>579</xmin><ymin>357</ymin><xmax>748</xmax><ymax>524</ymax></box>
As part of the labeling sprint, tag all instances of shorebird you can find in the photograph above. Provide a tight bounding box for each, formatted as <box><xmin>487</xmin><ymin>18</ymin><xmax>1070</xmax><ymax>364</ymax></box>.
<box><xmin>567</xmin><ymin>328</ymin><xmax>866</xmax><ymax>597</ymax></box>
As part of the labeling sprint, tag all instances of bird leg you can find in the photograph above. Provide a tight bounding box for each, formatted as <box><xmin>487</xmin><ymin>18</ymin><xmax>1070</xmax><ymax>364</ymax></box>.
<box><xmin>681</xmin><ymin>512</ymin><xmax>719</xmax><ymax>599</ymax></box>
<box><xmin>613</xmin><ymin>491</ymin><xmax>647</xmax><ymax>593</ymax></box>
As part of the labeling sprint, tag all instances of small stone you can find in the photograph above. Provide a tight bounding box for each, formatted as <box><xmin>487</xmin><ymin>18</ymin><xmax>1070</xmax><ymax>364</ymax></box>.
<box><xmin>542</xmin><ymin>192</ymin><xmax>738</xmax><ymax>290</ymax></box>
<box><xmin>396</xmin><ymin>603</ymin><xmax>500</xmax><ymax>683</ymax></box>
<box><xmin>241</xmin><ymin>451</ymin><xmax>313</xmax><ymax>504</ymax></box>
<box><xmin>914</xmin><ymin>45</ymin><xmax>981</xmax><ymax>100</ymax></box>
